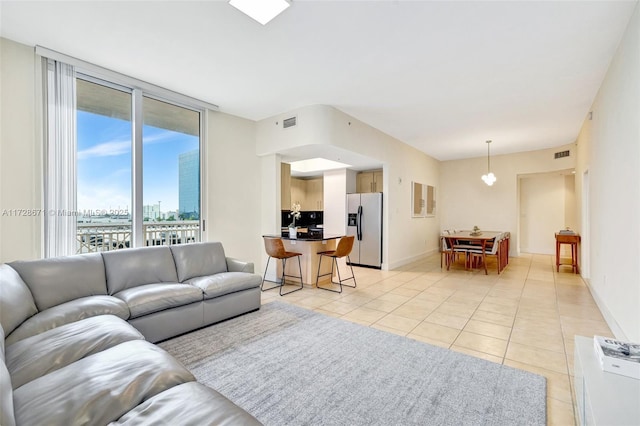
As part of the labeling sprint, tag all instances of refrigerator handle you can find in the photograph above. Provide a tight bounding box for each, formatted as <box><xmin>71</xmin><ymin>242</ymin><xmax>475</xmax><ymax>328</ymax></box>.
<box><xmin>357</xmin><ymin>205</ymin><xmax>363</xmax><ymax>241</ymax></box>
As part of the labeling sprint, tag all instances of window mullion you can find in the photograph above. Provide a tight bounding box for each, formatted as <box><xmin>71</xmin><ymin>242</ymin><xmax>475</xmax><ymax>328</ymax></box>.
<box><xmin>132</xmin><ymin>89</ymin><xmax>144</xmax><ymax>247</ymax></box>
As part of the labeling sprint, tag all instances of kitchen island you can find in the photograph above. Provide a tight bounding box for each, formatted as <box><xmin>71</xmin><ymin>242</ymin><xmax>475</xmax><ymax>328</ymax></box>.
<box><xmin>263</xmin><ymin>232</ymin><xmax>344</xmax><ymax>287</ymax></box>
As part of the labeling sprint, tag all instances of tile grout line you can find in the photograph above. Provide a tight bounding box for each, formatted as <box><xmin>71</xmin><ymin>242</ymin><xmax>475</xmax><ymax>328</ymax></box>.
<box><xmin>553</xmin><ymin>257</ymin><xmax>579</xmax><ymax>426</ymax></box>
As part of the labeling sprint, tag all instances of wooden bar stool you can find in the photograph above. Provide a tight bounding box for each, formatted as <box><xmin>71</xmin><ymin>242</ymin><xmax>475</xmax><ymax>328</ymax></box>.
<box><xmin>315</xmin><ymin>236</ymin><xmax>356</xmax><ymax>293</ymax></box>
<box><xmin>261</xmin><ymin>237</ymin><xmax>303</xmax><ymax>296</ymax></box>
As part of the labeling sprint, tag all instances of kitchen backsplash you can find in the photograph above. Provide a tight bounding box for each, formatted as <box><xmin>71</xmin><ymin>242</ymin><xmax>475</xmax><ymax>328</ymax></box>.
<box><xmin>282</xmin><ymin>210</ymin><xmax>323</xmax><ymax>228</ymax></box>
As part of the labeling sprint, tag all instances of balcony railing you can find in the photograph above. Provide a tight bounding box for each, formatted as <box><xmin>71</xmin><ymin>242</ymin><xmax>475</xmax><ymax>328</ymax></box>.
<box><xmin>77</xmin><ymin>221</ymin><xmax>200</xmax><ymax>254</ymax></box>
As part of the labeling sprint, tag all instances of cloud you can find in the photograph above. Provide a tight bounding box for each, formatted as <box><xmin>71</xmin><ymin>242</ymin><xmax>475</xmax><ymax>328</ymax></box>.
<box><xmin>78</xmin><ymin>130</ymin><xmax>177</xmax><ymax>160</ymax></box>
<box><xmin>78</xmin><ymin>139</ymin><xmax>130</xmax><ymax>160</ymax></box>
<box><xmin>143</xmin><ymin>131</ymin><xmax>176</xmax><ymax>145</ymax></box>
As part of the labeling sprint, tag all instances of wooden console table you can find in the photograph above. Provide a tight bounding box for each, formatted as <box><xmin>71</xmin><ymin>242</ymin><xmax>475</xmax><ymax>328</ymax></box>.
<box><xmin>555</xmin><ymin>233</ymin><xmax>580</xmax><ymax>274</ymax></box>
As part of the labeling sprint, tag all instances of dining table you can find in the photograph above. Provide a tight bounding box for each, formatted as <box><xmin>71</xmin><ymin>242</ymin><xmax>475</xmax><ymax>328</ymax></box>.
<box><xmin>441</xmin><ymin>230</ymin><xmax>509</xmax><ymax>274</ymax></box>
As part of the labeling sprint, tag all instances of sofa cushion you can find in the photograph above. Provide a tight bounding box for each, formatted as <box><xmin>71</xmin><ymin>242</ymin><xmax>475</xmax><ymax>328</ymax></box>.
<box><xmin>109</xmin><ymin>382</ymin><xmax>261</xmax><ymax>426</ymax></box>
<box><xmin>9</xmin><ymin>253</ymin><xmax>107</xmax><ymax>311</ymax></box>
<box><xmin>185</xmin><ymin>272</ymin><xmax>262</xmax><ymax>300</ymax></box>
<box><xmin>170</xmin><ymin>242</ymin><xmax>228</xmax><ymax>282</ymax></box>
<box><xmin>0</xmin><ymin>264</ymin><xmax>38</xmax><ymax>336</ymax></box>
<box><xmin>102</xmin><ymin>246</ymin><xmax>178</xmax><ymax>294</ymax></box>
<box><xmin>7</xmin><ymin>315</ymin><xmax>144</xmax><ymax>389</ymax></box>
<box><xmin>5</xmin><ymin>295</ymin><xmax>129</xmax><ymax>346</ymax></box>
<box><xmin>0</xmin><ymin>324</ymin><xmax>4</xmax><ymax>362</ymax></box>
<box><xmin>0</xmin><ymin>356</ymin><xmax>16</xmax><ymax>426</ymax></box>
<box><xmin>114</xmin><ymin>283</ymin><xmax>203</xmax><ymax>318</ymax></box>
<box><xmin>2</xmin><ymin>326</ymin><xmax>14</xmax><ymax>426</ymax></box>
<box><xmin>13</xmin><ymin>340</ymin><xmax>195</xmax><ymax>426</ymax></box>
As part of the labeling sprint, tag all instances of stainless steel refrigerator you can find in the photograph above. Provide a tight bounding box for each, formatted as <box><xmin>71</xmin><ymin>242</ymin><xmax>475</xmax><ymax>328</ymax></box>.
<box><xmin>346</xmin><ymin>192</ymin><xmax>382</xmax><ymax>268</ymax></box>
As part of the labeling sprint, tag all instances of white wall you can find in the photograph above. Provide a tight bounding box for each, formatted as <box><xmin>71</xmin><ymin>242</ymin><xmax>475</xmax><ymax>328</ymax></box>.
<box><xmin>0</xmin><ymin>38</ymin><xmax>41</xmax><ymax>263</ymax></box>
<box><xmin>575</xmin><ymin>3</ymin><xmax>640</xmax><ymax>341</ymax></box>
<box><xmin>519</xmin><ymin>174</ymin><xmax>567</xmax><ymax>255</ymax></box>
<box><xmin>440</xmin><ymin>144</ymin><xmax>576</xmax><ymax>256</ymax></box>
<box><xmin>206</xmin><ymin>110</ymin><xmax>262</xmax><ymax>268</ymax></box>
<box><xmin>256</xmin><ymin>105</ymin><xmax>441</xmax><ymax>269</ymax></box>
<box><xmin>564</xmin><ymin>175</ymin><xmax>577</xmax><ymax>232</ymax></box>
<box><xmin>323</xmin><ymin>169</ymin><xmax>347</xmax><ymax>235</ymax></box>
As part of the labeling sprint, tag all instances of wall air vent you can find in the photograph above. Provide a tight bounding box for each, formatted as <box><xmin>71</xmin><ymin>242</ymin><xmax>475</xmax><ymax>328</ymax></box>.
<box><xmin>283</xmin><ymin>116</ymin><xmax>297</xmax><ymax>129</ymax></box>
<box><xmin>554</xmin><ymin>150</ymin><xmax>570</xmax><ymax>159</ymax></box>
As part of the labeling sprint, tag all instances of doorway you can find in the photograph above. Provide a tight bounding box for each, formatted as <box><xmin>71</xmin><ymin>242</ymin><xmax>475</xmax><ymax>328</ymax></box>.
<box><xmin>581</xmin><ymin>170</ymin><xmax>590</xmax><ymax>279</ymax></box>
<box><xmin>518</xmin><ymin>171</ymin><xmax>576</xmax><ymax>255</ymax></box>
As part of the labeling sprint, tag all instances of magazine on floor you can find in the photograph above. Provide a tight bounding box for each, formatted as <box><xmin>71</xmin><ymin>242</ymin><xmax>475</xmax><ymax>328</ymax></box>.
<box><xmin>593</xmin><ymin>335</ymin><xmax>640</xmax><ymax>380</ymax></box>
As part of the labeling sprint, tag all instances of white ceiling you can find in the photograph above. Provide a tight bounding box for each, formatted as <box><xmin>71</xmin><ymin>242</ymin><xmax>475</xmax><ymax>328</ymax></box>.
<box><xmin>1</xmin><ymin>0</ymin><xmax>637</xmax><ymax>160</ymax></box>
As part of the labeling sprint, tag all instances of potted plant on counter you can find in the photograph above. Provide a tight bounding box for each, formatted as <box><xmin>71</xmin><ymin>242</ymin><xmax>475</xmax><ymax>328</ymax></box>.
<box><xmin>288</xmin><ymin>203</ymin><xmax>301</xmax><ymax>239</ymax></box>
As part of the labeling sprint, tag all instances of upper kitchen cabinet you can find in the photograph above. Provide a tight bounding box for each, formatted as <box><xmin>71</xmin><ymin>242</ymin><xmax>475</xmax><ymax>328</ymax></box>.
<box><xmin>290</xmin><ymin>177</ymin><xmax>323</xmax><ymax>211</ymax></box>
<box><xmin>356</xmin><ymin>169</ymin><xmax>383</xmax><ymax>193</ymax></box>
<box><xmin>290</xmin><ymin>177</ymin><xmax>306</xmax><ymax>209</ymax></box>
<box><xmin>306</xmin><ymin>178</ymin><xmax>323</xmax><ymax>210</ymax></box>
<box><xmin>281</xmin><ymin>163</ymin><xmax>291</xmax><ymax>210</ymax></box>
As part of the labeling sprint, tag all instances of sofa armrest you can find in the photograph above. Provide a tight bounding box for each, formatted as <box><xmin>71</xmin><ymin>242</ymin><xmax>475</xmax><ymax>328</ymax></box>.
<box><xmin>226</xmin><ymin>258</ymin><xmax>254</xmax><ymax>274</ymax></box>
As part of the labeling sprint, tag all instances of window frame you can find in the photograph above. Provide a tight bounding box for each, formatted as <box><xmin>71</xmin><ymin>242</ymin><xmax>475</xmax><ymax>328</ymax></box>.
<box><xmin>40</xmin><ymin>46</ymin><xmax>210</xmax><ymax>252</ymax></box>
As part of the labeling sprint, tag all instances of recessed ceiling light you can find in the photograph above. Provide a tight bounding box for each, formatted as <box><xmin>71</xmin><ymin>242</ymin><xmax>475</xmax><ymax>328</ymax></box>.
<box><xmin>290</xmin><ymin>158</ymin><xmax>352</xmax><ymax>173</ymax></box>
<box><xmin>229</xmin><ymin>0</ymin><xmax>290</xmax><ymax>25</ymax></box>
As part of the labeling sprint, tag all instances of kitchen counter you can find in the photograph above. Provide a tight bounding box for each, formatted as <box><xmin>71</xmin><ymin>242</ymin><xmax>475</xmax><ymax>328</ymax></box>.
<box><xmin>268</xmin><ymin>232</ymin><xmax>342</xmax><ymax>241</ymax></box>
<box><xmin>262</xmin><ymin>233</ymin><xmax>345</xmax><ymax>286</ymax></box>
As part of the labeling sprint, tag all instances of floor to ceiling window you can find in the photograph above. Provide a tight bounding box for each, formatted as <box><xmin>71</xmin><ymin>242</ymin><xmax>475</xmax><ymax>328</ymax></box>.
<box><xmin>76</xmin><ymin>78</ymin><xmax>133</xmax><ymax>253</ymax></box>
<box><xmin>44</xmin><ymin>56</ymin><xmax>204</xmax><ymax>256</ymax></box>
<box><xmin>141</xmin><ymin>96</ymin><xmax>201</xmax><ymax>248</ymax></box>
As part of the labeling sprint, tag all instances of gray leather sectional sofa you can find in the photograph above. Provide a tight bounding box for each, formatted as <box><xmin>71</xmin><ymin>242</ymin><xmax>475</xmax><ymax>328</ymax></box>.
<box><xmin>0</xmin><ymin>242</ymin><xmax>263</xmax><ymax>425</ymax></box>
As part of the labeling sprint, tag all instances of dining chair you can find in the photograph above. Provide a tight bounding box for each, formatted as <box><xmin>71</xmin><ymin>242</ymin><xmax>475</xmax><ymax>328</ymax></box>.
<box><xmin>467</xmin><ymin>233</ymin><xmax>504</xmax><ymax>275</ymax></box>
<box><xmin>261</xmin><ymin>237</ymin><xmax>304</xmax><ymax>296</ymax></box>
<box><xmin>444</xmin><ymin>236</ymin><xmax>473</xmax><ymax>270</ymax></box>
<box><xmin>441</xmin><ymin>236</ymin><xmax>453</xmax><ymax>269</ymax></box>
<box><xmin>315</xmin><ymin>236</ymin><xmax>356</xmax><ymax>293</ymax></box>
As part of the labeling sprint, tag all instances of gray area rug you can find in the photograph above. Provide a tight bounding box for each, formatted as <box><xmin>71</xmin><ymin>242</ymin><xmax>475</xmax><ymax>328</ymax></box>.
<box><xmin>160</xmin><ymin>301</ymin><xmax>546</xmax><ymax>426</ymax></box>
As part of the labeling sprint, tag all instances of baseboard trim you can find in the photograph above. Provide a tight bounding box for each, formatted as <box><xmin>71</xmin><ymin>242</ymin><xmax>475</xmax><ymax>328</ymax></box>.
<box><xmin>388</xmin><ymin>248</ymin><xmax>438</xmax><ymax>270</ymax></box>
<box><xmin>583</xmin><ymin>278</ymin><xmax>628</xmax><ymax>341</ymax></box>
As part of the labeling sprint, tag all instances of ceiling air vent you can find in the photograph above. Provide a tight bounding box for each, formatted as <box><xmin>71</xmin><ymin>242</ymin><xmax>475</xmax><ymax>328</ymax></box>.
<box><xmin>283</xmin><ymin>116</ymin><xmax>297</xmax><ymax>129</ymax></box>
<box><xmin>554</xmin><ymin>150</ymin><xmax>570</xmax><ymax>159</ymax></box>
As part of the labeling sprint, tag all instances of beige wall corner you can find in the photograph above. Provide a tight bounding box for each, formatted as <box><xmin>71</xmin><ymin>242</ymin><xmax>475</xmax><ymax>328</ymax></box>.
<box><xmin>575</xmin><ymin>3</ymin><xmax>640</xmax><ymax>342</ymax></box>
<box><xmin>205</xmin><ymin>110</ymin><xmax>262</xmax><ymax>268</ymax></box>
<box><xmin>0</xmin><ymin>38</ymin><xmax>41</xmax><ymax>263</ymax></box>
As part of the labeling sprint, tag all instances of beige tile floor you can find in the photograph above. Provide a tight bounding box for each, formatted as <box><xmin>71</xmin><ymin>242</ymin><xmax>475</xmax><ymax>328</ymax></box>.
<box><xmin>260</xmin><ymin>252</ymin><xmax>613</xmax><ymax>426</ymax></box>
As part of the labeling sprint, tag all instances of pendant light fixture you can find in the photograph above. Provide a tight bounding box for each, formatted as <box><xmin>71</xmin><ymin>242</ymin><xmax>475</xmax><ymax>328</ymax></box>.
<box><xmin>481</xmin><ymin>140</ymin><xmax>497</xmax><ymax>186</ymax></box>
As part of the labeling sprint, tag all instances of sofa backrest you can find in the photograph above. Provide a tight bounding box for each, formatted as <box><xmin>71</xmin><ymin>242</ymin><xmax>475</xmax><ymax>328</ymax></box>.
<box><xmin>9</xmin><ymin>253</ymin><xmax>107</xmax><ymax>312</ymax></box>
<box><xmin>170</xmin><ymin>242</ymin><xmax>228</xmax><ymax>282</ymax></box>
<box><xmin>9</xmin><ymin>253</ymin><xmax>107</xmax><ymax>311</ymax></box>
<box><xmin>0</xmin><ymin>265</ymin><xmax>38</xmax><ymax>336</ymax></box>
<box><xmin>102</xmin><ymin>246</ymin><xmax>179</xmax><ymax>294</ymax></box>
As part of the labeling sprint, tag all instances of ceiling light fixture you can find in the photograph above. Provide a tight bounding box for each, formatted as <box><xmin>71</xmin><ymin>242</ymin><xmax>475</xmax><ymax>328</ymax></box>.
<box><xmin>229</xmin><ymin>0</ymin><xmax>290</xmax><ymax>25</ymax></box>
<box><xmin>481</xmin><ymin>140</ymin><xmax>497</xmax><ymax>186</ymax></box>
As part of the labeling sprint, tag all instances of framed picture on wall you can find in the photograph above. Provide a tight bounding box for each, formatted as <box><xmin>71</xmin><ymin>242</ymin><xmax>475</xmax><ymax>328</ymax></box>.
<box><xmin>412</xmin><ymin>181</ymin><xmax>435</xmax><ymax>217</ymax></box>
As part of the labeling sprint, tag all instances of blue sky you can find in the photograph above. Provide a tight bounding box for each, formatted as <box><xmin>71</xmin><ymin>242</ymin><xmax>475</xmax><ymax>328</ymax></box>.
<box><xmin>77</xmin><ymin>111</ymin><xmax>199</xmax><ymax>213</ymax></box>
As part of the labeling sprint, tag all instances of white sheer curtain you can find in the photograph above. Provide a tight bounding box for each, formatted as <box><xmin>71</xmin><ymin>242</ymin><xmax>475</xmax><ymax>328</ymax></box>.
<box><xmin>44</xmin><ymin>59</ymin><xmax>77</xmax><ymax>257</ymax></box>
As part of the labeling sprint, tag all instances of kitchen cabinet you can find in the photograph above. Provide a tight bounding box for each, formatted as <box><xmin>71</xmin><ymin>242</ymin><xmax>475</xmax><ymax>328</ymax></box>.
<box><xmin>290</xmin><ymin>177</ymin><xmax>323</xmax><ymax>211</ymax></box>
<box><xmin>306</xmin><ymin>178</ymin><xmax>323</xmax><ymax>210</ymax></box>
<box><xmin>290</xmin><ymin>178</ymin><xmax>306</xmax><ymax>209</ymax></box>
<box><xmin>356</xmin><ymin>169</ymin><xmax>383</xmax><ymax>193</ymax></box>
<box><xmin>281</xmin><ymin>163</ymin><xmax>291</xmax><ymax>210</ymax></box>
